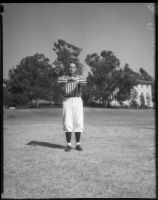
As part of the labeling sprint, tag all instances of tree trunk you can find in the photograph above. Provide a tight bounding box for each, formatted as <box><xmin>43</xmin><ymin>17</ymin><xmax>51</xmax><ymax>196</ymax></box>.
<box><xmin>36</xmin><ymin>98</ymin><xmax>39</xmax><ymax>108</ymax></box>
<box><xmin>103</xmin><ymin>99</ymin><xmax>107</xmax><ymax>108</ymax></box>
<box><xmin>27</xmin><ymin>102</ymin><xmax>29</xmax><ymax>109</ymax></box>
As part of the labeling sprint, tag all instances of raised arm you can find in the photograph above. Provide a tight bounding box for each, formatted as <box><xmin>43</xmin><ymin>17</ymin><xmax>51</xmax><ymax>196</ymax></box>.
<box><xmin>57</xmin><ymin>76</ymin><xmax>67</xmax><ymax>84</ymax></box>
<box><xmin>77</xmin><ymin>75</ymin><xmax>87</xmax><ymax>85</ymax></box>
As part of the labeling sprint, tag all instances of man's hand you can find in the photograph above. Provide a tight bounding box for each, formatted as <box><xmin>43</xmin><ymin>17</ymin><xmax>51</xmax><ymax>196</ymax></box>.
<box><xmin>68</xmin><ymin>77</ymin><xmax>79</xmax><ymax>82</ymax></box>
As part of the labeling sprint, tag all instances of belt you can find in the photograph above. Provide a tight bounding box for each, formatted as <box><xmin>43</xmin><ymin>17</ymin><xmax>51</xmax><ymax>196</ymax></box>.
<box><xmin>64</xmin><ymin>95</ymin><xmax>81</xmax><ymax>98</ymax></box>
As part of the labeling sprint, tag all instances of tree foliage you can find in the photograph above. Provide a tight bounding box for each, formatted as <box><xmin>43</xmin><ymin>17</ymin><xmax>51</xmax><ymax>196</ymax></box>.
<box><xmin>139</xmin><ymin>68</ymin><xmax>153</xmax><ymax>82</ymax></box>
<box><xmin>140</xmin><ymin>92</ymin><xmax>145</xmax><ymax>108</ymax></box>
<box><xmin>146</xmin><ymin>92</ymin><xmax>151</xmax><ymax>106</ymax></box>
<box><xmin>5</xmin><ymin>53</ymin><xmax>58</xmax><ymax>106</ymax></box>
<box><xmin>85</xmin><ymin>50</ymin><xmax>121</xmax><ymax>107</ymax></box>
<box><xmin>3</xmin><ymin>39</ymin><xmax>154</xmax><ymax>108</ymax></box>
<box><xmin>115</xmin><ymin>63</ymin><xmax>138</xmax><ymax>103</ymax></box>
<box><xmin>84</xmin><ymin>51</ymin><xmax>140</xmax><ymax>107</ymax></box>
<box><xmin>53</xmin><ymin>39</ymin><xmax>83</xmax><ymax>75</ymax></box>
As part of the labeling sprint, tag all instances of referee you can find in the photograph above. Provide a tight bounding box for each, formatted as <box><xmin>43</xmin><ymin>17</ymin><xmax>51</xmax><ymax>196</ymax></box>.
<box><xmin>57</xmin><ymin>62</ymin><xmax>87</xmax><ymax>152</ymax></box>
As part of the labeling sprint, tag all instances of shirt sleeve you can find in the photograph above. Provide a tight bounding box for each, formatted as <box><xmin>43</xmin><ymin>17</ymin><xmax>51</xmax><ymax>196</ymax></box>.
<box><xmin>77</xmin><ymin>75</ymin><xmax>87</xmax><ymax>85</ymax></box>
<box><xmin>57</xmin><ymin>76</ymin><xmax>67</xmax><ymax>84</ymax></box>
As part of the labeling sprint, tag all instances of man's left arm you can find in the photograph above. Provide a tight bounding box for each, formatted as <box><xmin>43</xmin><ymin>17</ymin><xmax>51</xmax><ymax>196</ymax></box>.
<box><xmin>77</xmin><ymin>75</ymin><xmax>87</xmax><ymax>85</ymax></box>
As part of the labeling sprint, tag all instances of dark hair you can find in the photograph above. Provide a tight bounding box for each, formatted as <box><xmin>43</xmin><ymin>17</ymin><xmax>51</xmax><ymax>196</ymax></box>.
<box><xmin>69</xmin><ymin>62</ymin><xmax>76</xmax><ymax>67</ymax></box>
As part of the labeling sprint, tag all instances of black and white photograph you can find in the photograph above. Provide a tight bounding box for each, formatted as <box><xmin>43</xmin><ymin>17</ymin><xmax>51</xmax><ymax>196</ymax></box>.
<box><xmin>2</xmin><ymin>3</ymin><xmax>156</xmax><ymax>198</ymax></box>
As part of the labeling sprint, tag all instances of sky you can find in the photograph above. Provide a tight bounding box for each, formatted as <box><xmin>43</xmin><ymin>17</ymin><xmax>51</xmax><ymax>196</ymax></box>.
<box><xmin>2</xmin><ymin>3</ymin><xmax>155</xmax><ymax>79</ymax></box>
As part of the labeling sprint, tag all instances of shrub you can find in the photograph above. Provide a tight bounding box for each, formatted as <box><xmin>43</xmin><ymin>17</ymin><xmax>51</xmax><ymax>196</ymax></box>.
<box><xmin>130</xmin><ymin>99</ymin><xmax>139</xmax><ymax>109</ymax></box>
<box><xmin>8</xmin><ymin>93</ymin><xmax>29</xmax><ymax>107</ymax></box>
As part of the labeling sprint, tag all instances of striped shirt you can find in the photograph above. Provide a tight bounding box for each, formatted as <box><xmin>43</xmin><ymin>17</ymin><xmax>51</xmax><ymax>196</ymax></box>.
<box><xmin>57</xmin><ymin>75</ymin><xmax>87</xmax><ymax>97</ymax></box>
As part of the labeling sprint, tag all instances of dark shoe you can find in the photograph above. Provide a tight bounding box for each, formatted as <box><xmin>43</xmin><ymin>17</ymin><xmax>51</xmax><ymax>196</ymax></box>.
<box><xmin>75</xmin><ymin>145</ymin><xmax>83</xmax><ymax>151</ymax></box>
<box><xmin>65</xmin><ymin>145</ymin><xmax>72</xmax><ymax>152</ymax></box>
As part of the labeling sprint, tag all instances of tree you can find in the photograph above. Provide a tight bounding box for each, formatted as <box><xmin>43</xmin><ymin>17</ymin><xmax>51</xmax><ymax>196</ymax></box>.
<box><xmin>115</xmin><ymin>63</ymin><xmax>138</xmax><ymax>104</ymax></box>
<box><xmin>53</xmin><ymin>39</ymin><xmax>83</xmax><ymax>76</ymax></box>
<box><xmin>3</xmin><ymin>81</ymin><xmax>12</xmax><ymax>106</ymax></box>
<box><xmin>139</xmin><ymin>68</ymin><xmax>153</xmax><ymax>82</ymax></box>
<box><xmin>140</xmin><ymin>92</ymin><xmax>145</xmax><ymax>109</ymax></box>
<box><xmin>146</xmin><ymin>92</ymin><xmax>151</xmax><ymax>106</ymax></box>
<box><xmin>85</xmin><ymin>50</ymin><xmax>121</xmax><ymax>107</ymax></box>
<box><xmin>130</xmin><ymin>88</ymin><xmax>139</xmax><ymax>108</ymax></box>
<box><xmin>139</xmin><ymin>67</ymin><xmax>154</xmax><ymax>105</ymax></box>
<box><xmin>82</xmin><ymin>72</ymin><xmax>95</xmax><ymax>106</ymax></box>
<box><xmin>3</xmin><ymin>79</ymin><xmax>29</xmax><ymax>106</ymax></box>
<box><xmin>6</xmin><ymin>53</ymin><xmax>58</xmax><ymax>106</ymax></box>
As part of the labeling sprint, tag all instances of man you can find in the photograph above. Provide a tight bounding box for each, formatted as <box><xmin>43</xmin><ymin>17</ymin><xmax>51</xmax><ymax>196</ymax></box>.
<box><xmin>57</xmin><ymin>62</ymin><xmax>87</xmax><ymax>152</ymax></box>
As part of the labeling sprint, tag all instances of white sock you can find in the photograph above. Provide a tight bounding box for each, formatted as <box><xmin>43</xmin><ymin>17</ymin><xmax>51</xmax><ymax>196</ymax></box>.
<box><xmin>67</xmin><ymin>143</ymin><xmax>71</xmax><ymax>147</ymax></box>
<box><xmin>76</xmin><ymin>142</ymin><xmax>80</xmax><ymax>146</ymax></box>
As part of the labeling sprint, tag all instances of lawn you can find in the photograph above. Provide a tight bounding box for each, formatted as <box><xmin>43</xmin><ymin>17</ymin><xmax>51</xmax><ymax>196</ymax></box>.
<box><xmin>2</xmin><ymin>108</ymin><xmax>156</xmax><ymax>198</ymax></box>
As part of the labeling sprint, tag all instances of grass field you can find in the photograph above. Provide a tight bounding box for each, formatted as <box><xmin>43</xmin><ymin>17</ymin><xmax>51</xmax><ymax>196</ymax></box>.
<box><xmin>2</xmin><ymin>108</ymin><xmax>156</xmax><ymax>198</ymax></box>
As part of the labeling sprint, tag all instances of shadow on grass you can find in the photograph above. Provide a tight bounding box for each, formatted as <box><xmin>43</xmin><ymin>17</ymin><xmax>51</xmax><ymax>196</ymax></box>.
<box><xmin>27</xmin><ymin>141</ymin><xmax>66</xmax><ymax>149</ymax></box>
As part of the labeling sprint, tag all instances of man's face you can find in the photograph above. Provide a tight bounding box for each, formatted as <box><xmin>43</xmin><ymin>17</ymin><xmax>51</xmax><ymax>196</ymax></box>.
<box><xmin>68</xmin><ymin>63</ymin><xmax>77</xmax><ymax>75</ymax></box>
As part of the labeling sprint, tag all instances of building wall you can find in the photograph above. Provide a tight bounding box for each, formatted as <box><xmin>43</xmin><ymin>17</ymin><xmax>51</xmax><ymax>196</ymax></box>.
<box><xmin>109</xmin><ymin>83</ymin><xmax>153</xmax><ymax>107</ymax></box>
<box><xmin>93</xmin><ymin>83</ymin><xmax>153</xmax><ymax>107</ymax></box>
<box><xmin>133</xmin><ymin>83</ymin><xmax>153</xmax><ymax>106</ymax></box>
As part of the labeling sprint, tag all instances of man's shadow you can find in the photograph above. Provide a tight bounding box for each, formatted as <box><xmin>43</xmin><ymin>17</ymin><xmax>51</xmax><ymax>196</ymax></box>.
<box><xmin>27</xmin><ymin>141</ymin><xmax>66</xmax><ymax>149</ymax></box>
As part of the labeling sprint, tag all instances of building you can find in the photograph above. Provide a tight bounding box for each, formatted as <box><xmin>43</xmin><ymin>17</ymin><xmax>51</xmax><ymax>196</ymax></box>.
<box><xmin>89</xmin><ymin>78</ymin><xmax>153</xmax><ymax>108</ymax></box>
<box><xmin>130</xmin><ymin>80</ymin><xmax>153</xmax><ymax>107</ymax></box>
<box><xmin>110</xmin><ymin>99</ymin><xmax>120</xmax><ymax>107</ymax></box>
<box><xmin>109</xmin><ymin>79</ymin><xmax>153</xmax><ymax>107</ymax></box>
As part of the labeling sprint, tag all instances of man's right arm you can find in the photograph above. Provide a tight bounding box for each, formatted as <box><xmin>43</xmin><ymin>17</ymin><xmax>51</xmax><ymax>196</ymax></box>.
<box><xmin>57</xmin><ymin>76</ymin><xmax>67</xmax><ymax>85</ymax></box>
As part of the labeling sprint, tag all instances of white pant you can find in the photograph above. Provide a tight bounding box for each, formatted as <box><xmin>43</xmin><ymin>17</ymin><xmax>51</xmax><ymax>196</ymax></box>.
<box><xmin>62</xmin><ymin>97</ymin><xmax>84</xmax><ymax>132</ymax></box>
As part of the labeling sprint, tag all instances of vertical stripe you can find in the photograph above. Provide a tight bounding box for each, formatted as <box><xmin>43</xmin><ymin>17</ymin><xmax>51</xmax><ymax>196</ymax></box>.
<box><xmin>68</xmin><ymin>78</ymin><xmax>70</xmax><ymax>95</ymax></box>
<box><xmin>70</xmin><ymin>82</ymin><xmax>72</xmax><ymax>95</ymax></box>
<box><xmin>66</xmin><ymin>82</ymin><xmax>68</xmax><ymax>95</ymax></box>
<box><xmin>59</xmin><ymin>75</ymin><xmax>86</xmax><ymax>97</ymax></box>
<box><xmin>76</xmin><ymin>82</ymin><xmax>78</xmax><ymax>96</ymax></box>
<box><xmin>73</xmin><ymin>82</ymin><xmax>74</xmax><ymax>96</ymax></box>
<box><xmin>78</xmin><ymin>83</ymin><xmax>79</xmax><ymax>96</ymax></box>
<box><xmin>70</xmin><ymin>82</ymin><xmax>71</xmax><ymax>96</ymax></box>
<box><xmin>75</xmin><ymin>82</ymin><xmax>77</xmax><ymax>96</ymax></box>
<box><xmin>65</xmin><ymin>83</ymin><xmax>66</xmax><ymax>94</ymax></box>
<box><xmin>68</xmin><ymin>82</ymin><xmax>70</xmax><ymax>96</ymax></box>
<box><xmin>74</xmin><ymin>82</ymin><xmax>76</xmax><ymax>96</ymax></box>
<box><xmin>73</xmin><ymin>82</ymin><xmax>75</xmax><ymax>96</ymax></box>
<box><xmin>69</xmin><ymin>82</ymin><xmax>71</xmax><ymax>95</ymax></box>
<box><xmin>66</xmin><ymin>83</ymin><xmax>68</xmax><ymax>94</ymax></box>
<box><xmin>72</xmin><ymin>82</ymin><xmax>74</xmax><ymax>96</ymax></box>
<box><xmin>70</xmin><ymin>82</ymin><xmax>73</xmax><ymax>96</ymax></box>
